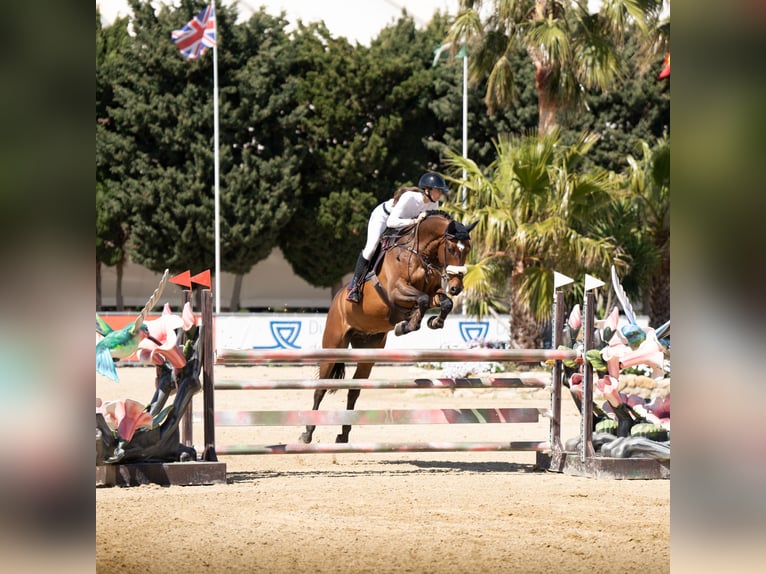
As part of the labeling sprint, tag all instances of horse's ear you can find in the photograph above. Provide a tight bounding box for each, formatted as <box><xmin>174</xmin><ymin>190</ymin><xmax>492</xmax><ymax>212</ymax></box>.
<box><xmin>466</xmin><ymin>221</ymin><xmax>479</xmax><ymax>233</ymax></box>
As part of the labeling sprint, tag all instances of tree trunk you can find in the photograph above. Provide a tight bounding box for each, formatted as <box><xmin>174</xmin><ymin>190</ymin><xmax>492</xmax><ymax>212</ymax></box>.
<box><xmin>509</xmin><ymin>260</ymin><xmax>545</xmax><ymax>349</ymax></box>
<box><xmin>230</xmin><ymin>273</ymin><xmax>243</xmax><ymax>311</ymax></box>
<box><xmin>535</xmin><ymin>66</ymin><xmax>558</xmax><ymax>135</ymax></box>
<box><xmin>510</xmin><ymin>296</ymin><xmax>545</xmax><ymax>349</ymax></box>
<box><xmin>96</xmin><ymin>260</ymin><xmax>102</xmax><ymax>311</ymax></box>
<box><xmin>116</xmin><ymin>257</ymin><xmax>124</xmax><ymax>311</ymax></box>
<box><xmin>531</xmin><ymin>2</ymin><xmax>558</xmax><ymax>135</ymax></box>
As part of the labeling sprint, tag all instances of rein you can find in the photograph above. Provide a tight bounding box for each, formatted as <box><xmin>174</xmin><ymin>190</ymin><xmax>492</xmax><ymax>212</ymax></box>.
<box><xmin>392</xmin><ymin>220</ymin><xmax>466</xmax><ymax>284</ymax></box>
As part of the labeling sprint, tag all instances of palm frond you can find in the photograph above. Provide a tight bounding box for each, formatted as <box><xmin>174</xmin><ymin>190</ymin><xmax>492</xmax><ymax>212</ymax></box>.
<box><xmin>525</xmin><ymin>17</ymin><xmax>571</xmax><ymax>66</ymax></box>
<box><xmin>446</xmin><ymin>8</ymin><xmax>484</xmax><ymax>46</ymax></box>
<box><xmin>485</xmin><ymin>55</ymin><xmax>517</xmax><ymax>112</ymax></box>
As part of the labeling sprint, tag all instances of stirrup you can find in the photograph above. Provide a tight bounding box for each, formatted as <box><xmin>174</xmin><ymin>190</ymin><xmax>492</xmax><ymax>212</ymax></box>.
<box><xmin>346</xmin><ymin>286</ymin><xmax>361</xmax><ymax>303</ymax></box>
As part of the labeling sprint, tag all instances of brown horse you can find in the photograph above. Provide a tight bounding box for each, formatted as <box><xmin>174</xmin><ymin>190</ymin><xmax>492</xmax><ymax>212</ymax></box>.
<box><xmin>300</xmin><ymin>211</ymin><xmax>477</xmax><ymax>444</ymax></box>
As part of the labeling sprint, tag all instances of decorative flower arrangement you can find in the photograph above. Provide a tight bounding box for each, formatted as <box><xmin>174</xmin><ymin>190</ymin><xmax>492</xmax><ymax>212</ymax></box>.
<box><xmin>558</xmin><ymin>302</ymin><xmax>671</xmax><ymax>453</ymax></box>
<box><xmin>96</xmin><ymin>302</ymin><xmax>200</xmax><ymax>451</ymax></box>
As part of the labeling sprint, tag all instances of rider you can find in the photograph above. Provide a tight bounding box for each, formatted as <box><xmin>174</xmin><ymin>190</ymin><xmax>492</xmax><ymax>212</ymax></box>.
<box><xmin>346</xmin><ymin>172</ymin><xmax>450</xmax><ymax>303</ymax></box>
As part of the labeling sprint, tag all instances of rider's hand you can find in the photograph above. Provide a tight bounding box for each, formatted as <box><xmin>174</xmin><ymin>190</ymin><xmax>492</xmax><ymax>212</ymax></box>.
<box><xmin>416</xmin><ymin>212</ymin><xmax>427</xmax><ymax>223</ymax></box>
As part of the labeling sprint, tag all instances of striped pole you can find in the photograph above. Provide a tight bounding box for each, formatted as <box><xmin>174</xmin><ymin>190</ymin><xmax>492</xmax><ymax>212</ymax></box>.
<box><xmin>214</xmin><ymin>376</ymin><xmax>548</xmax><ymax>391</ymax></box>
<box><xmin>216</xmin><ymin>347</ymin><xmax>578</xmax><ymax>365</ymax></box>
<box><xmin>214</xmin><ymin>441</ymin><xmax>550</xmax><ymax>455</ymax></box>
<box><xmin>204</xmin><ymin>407</ymin><xmax>549</xmax><ymax>426</ymax></box>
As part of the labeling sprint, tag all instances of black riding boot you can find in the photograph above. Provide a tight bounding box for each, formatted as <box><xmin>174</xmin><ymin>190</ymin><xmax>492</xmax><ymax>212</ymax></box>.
<box><xmin>346</xmin><ymin>253</ymin><xmax>369</xmax><ymax>303</ymax></box>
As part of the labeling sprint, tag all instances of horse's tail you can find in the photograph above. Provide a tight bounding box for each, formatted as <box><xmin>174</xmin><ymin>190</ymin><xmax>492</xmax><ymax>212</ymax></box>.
<box><xmin>329</xmin><ymin>362</ymin><xmax>345</xmax><ymax>380</ymax></box>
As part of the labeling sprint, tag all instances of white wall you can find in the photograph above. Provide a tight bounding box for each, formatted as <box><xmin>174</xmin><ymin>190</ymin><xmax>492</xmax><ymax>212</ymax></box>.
<box><xmin>215</xmin><ymin>312</ymin><xmax>510</xmax><ymax>351</ymax></box>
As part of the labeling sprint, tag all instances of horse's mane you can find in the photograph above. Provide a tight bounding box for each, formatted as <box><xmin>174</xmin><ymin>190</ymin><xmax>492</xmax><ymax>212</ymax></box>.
<box><xmin>423</xmin><ymin>209</ymin><xmax>453</xmax><ymax>221</ymax></box>
<box><xmin>381</xmin><ymin>210</ymin><xmax>454</xmax><ymax>244</ymax></box>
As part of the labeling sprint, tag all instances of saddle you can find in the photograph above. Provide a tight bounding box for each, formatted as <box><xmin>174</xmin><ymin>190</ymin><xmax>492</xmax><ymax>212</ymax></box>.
<box><xmin>367</xmin><ymin>227</ymin><xmax>409</xmax><ymax>279</ymax></box>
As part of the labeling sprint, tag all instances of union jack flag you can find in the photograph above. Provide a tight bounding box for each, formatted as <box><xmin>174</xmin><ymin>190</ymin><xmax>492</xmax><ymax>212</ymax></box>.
<box><xmin>171</xmin><ymin>4</ymin><xmax>217</xmax><ymax>60</ymax></box>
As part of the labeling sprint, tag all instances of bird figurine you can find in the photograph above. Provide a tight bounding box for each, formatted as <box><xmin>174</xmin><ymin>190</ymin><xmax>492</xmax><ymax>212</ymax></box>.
<box><xmin>610</xmin><ymin>264</ymin><xmax>638</xmax><ymax>326</ymax></box>
<box><xmin>96</xmin><ymin>269</ymin><xmax>169</xmax><ymax>382</ymax></box>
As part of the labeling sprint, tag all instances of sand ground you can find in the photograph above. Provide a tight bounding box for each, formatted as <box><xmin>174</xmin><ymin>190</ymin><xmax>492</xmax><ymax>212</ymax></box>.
<box><xmin>96</xmin><ymin>364</ymin><xmax>669</xmax><ymax>574</ymax></box>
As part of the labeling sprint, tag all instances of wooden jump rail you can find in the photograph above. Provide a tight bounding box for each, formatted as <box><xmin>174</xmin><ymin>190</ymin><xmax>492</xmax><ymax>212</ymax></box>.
<box><xmin>215</xmin><ymin>347</ymin><xmax>577</xmax><ymax>364</ymax></box>
<box><xmin>188</xmin><ymin>287</ymin><xmax>665</xmax><ymax>478</ymax></box>
<box><xmin>203</xmin><ymin>329</ymin><xmax>573</xmax><ymax>458</ymax></box>
<box><xmin>216</xmin><ymin>441</ymin><xmax>550</xmax><ymax>455</ymax></box>
<box><xmin>172</xmin><ymin>282</ymin><xmax>670</xmax><ymax>479</ymax></box>
<box><xmin>214</xmin><ymin>376</ymin><xmax>549</xmax><ymax>391</ymax></box>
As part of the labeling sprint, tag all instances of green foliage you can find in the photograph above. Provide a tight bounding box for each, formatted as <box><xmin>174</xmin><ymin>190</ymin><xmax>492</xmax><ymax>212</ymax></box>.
<box><xmin>429</xmin><ymin>42</ymin><xmax>539</xmax><ymax>170</ymax></box>
<box><xmin>96</xmin><ymin>9</ymin><xmax>133</xmax><ymax>268</ymax></box>
<box><xmin>444</xmin><ymin>129</ymin><xmax>624</xmax><ymax>323</ymax></box>
<box><xmin>278</xmin><ymin>13</ymin><xmax>450</xmax><ymax>286</ymax></box>
<box><xmin>99</xmin><ymin>2</ymin><xmax>301</xmax><ymax>279</ymax></box>
<box><xmin>96</xmin><ymin>2</ymin><xmax>669</xmax><ymax>314</ymax></box>
<box><xmin>560</xmin><ymin>43</ymin><xmax>670</xmax><ymax>173</ymax></box>
<box><xmin>447</xmin><ymin>0</ymin><xmax>668</xmax><ymax>133</ymax></box>
<box><xmin>281</xmin><ymin>190</ymin><xmax>377</xmax><ymax>288</ymax></box>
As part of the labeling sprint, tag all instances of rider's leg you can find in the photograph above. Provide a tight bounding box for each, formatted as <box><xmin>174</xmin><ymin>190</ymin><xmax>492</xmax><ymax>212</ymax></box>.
<box><xmin>346</xmin><ymin>251</ymin><xmax>369</xmax><ymax>303</ymax></box>
<box><xmin>347</xmin><ymin>204</ymin><xmax>388</xmax><ymax>303</ymax></box>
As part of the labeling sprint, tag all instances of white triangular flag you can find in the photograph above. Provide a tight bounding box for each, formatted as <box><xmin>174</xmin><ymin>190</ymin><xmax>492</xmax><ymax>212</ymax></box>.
<box><xmin>553</xmin><ymin>271</ymin><xmax>574</xmax><ymax>289</ymax></box>
<box><xmin>584</xmin><ymin>274</ymin><xmax>605</xmax><ymax>291</ymax></box>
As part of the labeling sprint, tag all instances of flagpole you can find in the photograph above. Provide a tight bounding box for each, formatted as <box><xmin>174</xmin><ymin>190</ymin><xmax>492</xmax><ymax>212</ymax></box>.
<box><xmin>212</xmin><ymin>0</ymin><xmax>221</xmax><ymax>314</ymax></box>
<box><xmin>461</xmin><ymin>46</ymin><xmax>468</xmax><ymax>205</ymax></box>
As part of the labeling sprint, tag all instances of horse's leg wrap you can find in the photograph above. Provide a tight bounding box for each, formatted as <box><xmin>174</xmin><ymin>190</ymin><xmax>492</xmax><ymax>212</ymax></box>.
<box><xmin>427</xmin><ymin>295</ymin><xmax>453</xmax><ymax>330</ymax></box>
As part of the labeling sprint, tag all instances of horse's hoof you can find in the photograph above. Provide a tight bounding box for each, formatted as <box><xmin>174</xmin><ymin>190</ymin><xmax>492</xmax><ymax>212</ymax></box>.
<box><xmin>427</xmin><ymin>316</ymin><xmax>444</xmax><ymax>329</ymax></box>
<box><xmin>394</xmin><ymin>322</ymin><xmax>407</xmax><ymax>336</ymax></box>
<box><xmin>335</xmin><ymin>435</ymin><xmax>349</xmax><ymax>444</ymax></box>
<box><xmin>299</xmin><ymin>432</ymin><xmax>312</xmax><ymax>444</ymax></box>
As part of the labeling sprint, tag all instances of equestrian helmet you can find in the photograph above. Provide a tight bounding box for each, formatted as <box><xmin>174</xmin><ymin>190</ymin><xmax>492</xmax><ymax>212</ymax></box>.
<box><xmin>418</xmin><ymin>172</ymin><xmax>450</xmax><ymax>195</ymax></box>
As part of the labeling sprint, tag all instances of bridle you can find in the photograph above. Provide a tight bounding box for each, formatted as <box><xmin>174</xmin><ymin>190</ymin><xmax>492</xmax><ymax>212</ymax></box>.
<box><xmin>392</xmin><ymin>218</ymin><xmax>468</xmax><ymax>286</ymax></box>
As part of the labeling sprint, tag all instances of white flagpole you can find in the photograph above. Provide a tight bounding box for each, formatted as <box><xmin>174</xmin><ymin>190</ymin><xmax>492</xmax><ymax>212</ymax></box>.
<box><xmin>461</xmin><ymin>46</ymin><xmax>468</xmax><ymax>204</ymax></box>
<box><xmin>212</xmin><ymin>0</ymin><xmax>221</xmax><ymax>314</ymax></box>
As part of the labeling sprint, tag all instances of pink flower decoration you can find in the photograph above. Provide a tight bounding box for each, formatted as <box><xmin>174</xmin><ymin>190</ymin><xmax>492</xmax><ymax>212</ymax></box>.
<box><xmin>97</xmin><ymin>399</ymin><xmax>153</xmax><ymax>441</ymax></box>
<box><xmin>646</xmin><ymin>394</ymin><xmax>670</xmax><ymax>419</ymax></box>
<box><xmin>110</xmin><ymin>399</ymin><xmax>153</xmax><ymax>442</ymax></box>
<box><xmin>620</xmin><ymin>331</ymin><xmax>665</xmax><ymax>374</ymax></box>
<box><xmin>136</xmin><ymin>303</ymin><xmax>187</xmax><ymax>368</ymax></box>
<box><xmin>182</xmin><ymin>301</ymin><xmax>197</xmax><ymax>332</ymax></box>
<box><xmin>604</xmin><ymin>306</ymin><xmax>619</xmax><ymax>333</ymax></box>
<box><xmin>600</xmin><ymin>342</ymin><xmax>628</xmax><ymax>378</ymax></box>
<box><xmin>567</xmin><ymin>305</ymin><xmax>581</xmax><ymax>331</ymax></box>
<box><xmin>568</xmin><ymin>373</ymin><xmax>583</xmax><ymax>400</ymax></box>
<box><xmin>98</xmin><ymin>400</ymin><xmax>120</xmax><ymax>431</ymax></box>
<box><xmin>595</xmin><ymin>375</ymin><xmax>623</xmax><ymax>408</ymax></box>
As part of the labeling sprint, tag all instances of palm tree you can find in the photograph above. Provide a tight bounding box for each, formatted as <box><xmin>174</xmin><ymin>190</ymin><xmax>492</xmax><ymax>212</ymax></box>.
<box><xmin>624</xmin><ymin>137</ymin><xmax>670</xmax><ymax>326</ymax></box>
<box><xmin>443</xmin><ymin>129</ymin><xmax>626</xmax><ymax>347</ymax></box>
<box><xmin>446</xmin><ymin>0</ymin><xmax>669</xmax><ymax>134</ymax></box>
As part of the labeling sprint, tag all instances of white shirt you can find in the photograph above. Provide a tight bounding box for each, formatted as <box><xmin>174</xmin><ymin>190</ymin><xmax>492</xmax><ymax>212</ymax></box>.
<box><xmin>386</xmin><ymin>191</ymin><xmax>439</xmax><ymax>229</ymax></box>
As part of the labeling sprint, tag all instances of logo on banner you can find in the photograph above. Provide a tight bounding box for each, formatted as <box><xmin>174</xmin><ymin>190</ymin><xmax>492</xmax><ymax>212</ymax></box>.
<box><xmin>252</xmin><ymin>321</ymin><xmax>302</xmax><ymax>349</ymax></box>
<box><xmin>458</xmin><ymin>321</ymin><xmax>489</xmax><ymax>342</ymax></box>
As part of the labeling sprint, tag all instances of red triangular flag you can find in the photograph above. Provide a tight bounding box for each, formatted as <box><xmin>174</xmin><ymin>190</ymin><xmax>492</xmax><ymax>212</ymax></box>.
<box><xmin>658</xmin><ymin>53</ymin><xmax>670</xmax><ymax>79</ymax></box>
<box><xmin>170</xmin><ymin>270</ymin><xmax>192</xmax><ymax>288</ymax></box>
<box><xmin>191</xmin><ymin>269</ymin><xmax>211</xmax><ymax>288</ymax></box>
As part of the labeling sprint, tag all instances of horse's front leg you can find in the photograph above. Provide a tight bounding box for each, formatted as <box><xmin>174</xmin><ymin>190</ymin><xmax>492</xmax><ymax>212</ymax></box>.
<box><xmin>427</xmin><ymin>292</ymin><xmax>453</xmax><ymax>330</ymax></box>
<box><xmin>394</xmin><ymin>292</ymin><xmax>429</xmax><ymax>336</ymax></box>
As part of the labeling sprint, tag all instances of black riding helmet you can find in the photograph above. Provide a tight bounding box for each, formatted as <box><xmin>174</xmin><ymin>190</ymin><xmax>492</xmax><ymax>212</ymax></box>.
<box><xmin>418</xmin><ymin>172</ymin><xmax>450</xmax><ymax>201</ymax></box>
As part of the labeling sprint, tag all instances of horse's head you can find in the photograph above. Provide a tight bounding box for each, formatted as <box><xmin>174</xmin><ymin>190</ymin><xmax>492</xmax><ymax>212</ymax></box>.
<box><xmin>429</xmin><ymin>215</ymin><xmax>477</xmax><ymax>296</ymax></box>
